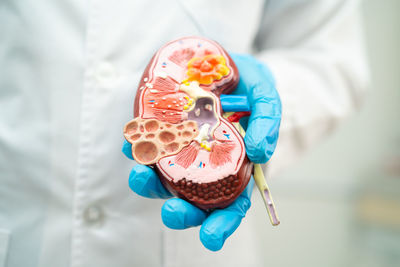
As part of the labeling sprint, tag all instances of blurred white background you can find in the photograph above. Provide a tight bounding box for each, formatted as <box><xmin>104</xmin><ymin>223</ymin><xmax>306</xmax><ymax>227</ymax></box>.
<box><xmin>247</xmin><ymin>0</ymin><xmax>400</xmax><ymax>266</ymax></box>
<box><xmin>168</xmin><ymin>1</ymin><xmax>399</xmax><ymax>266</ymax></box>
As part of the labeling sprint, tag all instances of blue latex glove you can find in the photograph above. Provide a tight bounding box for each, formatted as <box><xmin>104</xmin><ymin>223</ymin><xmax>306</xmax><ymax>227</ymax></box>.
<box><xmin>122</xmin><ymin>53</ymin><xmax>281</xmax><ymax>251</ymax></box>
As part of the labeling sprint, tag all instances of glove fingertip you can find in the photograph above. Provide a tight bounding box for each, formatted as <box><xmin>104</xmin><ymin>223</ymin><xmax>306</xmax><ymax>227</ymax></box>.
<box><xmin>128</xmin><ymin>165</ymin><xmax>154</xmax><ymax>195</ymax></box>
<box><xmin>161</xmin><ymin>199</ymin><xmax>206</xmax><ymax>230</ymax></box>
<box><xmin>129</xmin><ymin>165</ymin><xmax>172</xmax><ymax>199</ymax></box>
<box><xmin>199</xmin><ymin>228</ymin><xmax>225</xmax><ymax>252</ymax></box>
<box><xmin>244</xmin><ymin>136</ymin><xmax>269</xmax><ymax>164</ymax></box>
<box><xmin>161</xmin><ymin>200</ymin><xmax>186</xmax><ymax>230</ymax></box>
<box><xmin>122</xmin><ymin>139</ymin><xmax>134</xmax><ymax>160</ymax></box>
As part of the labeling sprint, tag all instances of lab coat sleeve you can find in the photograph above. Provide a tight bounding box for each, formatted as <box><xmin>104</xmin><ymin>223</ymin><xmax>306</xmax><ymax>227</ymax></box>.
<box><xmin>253</xmin><ymin>0</ymin><xmax>370</xmax><ymax>176</ymax></box>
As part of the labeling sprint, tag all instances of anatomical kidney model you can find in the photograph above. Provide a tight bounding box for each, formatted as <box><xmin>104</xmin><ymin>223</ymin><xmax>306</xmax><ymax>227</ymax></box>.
<box><xmin>124</xmin><ymin>37</ymin><xmax>253</xmax><ymax>210</ymax></box>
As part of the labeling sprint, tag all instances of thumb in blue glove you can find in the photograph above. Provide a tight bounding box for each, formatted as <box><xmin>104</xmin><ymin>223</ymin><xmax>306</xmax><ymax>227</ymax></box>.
<box><xmin>230</xmin><ymin>53</ymin><xmax>281</xmax><ymax>164</ymax></box>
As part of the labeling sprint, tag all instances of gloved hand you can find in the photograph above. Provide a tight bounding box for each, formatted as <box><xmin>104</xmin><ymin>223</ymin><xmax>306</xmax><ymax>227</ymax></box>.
<box><xmin>122</xmin><ymin>53</ymin><xmax>281</xmax><ymax>251</ymax></box>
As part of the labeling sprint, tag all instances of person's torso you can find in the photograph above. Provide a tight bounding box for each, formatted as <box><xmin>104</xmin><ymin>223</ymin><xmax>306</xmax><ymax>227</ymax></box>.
<box><xmin>0</xmin><ymin>1</ymin><xmax>270</xmax><ymax>266</ymax></box>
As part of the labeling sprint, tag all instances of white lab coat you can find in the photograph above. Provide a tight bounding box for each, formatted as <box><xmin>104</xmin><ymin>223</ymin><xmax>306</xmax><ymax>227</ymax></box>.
<box><xmin>0</xmin><ymin>0</ymin><xmax>368</xmax><ymax>266</ymax></box>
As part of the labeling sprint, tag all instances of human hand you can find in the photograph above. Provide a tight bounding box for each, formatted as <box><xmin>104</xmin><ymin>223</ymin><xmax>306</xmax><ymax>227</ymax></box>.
<box><xmin>228</xmin><ymin>53</ymin><xmax>281</xmax><ymax>164</ymax></box>
<box><xmin>122</xmin><ymin>53</ymin><xmax>281</xmax><ymax>251</ymax></box>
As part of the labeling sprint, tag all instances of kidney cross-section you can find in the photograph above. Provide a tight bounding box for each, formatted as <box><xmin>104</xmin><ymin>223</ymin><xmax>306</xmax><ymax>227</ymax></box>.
<box><xmin>124</xmin><ymin>37</ymin><xmax>253</xmax><ymax>210</ymax></box>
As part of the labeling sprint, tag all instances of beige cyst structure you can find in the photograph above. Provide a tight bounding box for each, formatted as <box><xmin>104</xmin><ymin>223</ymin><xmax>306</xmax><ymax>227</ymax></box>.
<box><xmin>124</xmin><ymin>118</ymin><xmax>199</xmax><ymax>165</ymax></box>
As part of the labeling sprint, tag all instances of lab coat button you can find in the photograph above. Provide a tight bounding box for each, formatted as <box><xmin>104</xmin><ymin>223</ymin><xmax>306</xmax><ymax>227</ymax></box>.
<box><xmin>83</xmin><ymin>205</ymin><xmax>104</xmax><ymax>224</ymax></box>
<box><xmin>95</xmin><ymin>62</ymin><xmax>118</xmax><ymax>87</ymax></box>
